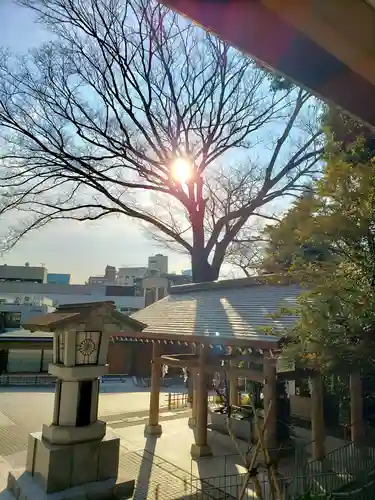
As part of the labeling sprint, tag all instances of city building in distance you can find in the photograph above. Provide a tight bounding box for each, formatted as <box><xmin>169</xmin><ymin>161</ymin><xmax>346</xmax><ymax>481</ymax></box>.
<box><xmin>0</xmin><ymin>294</ymin><xmax>55</xmax><ymax>332</ymax></box>
<box><xmin>0</xmin><ymin>263</ymin><xmax>47</xmax><ymax>283</ymax></box>
<box><xmin>148</xmin><ymin>254</ymin><xmax>168</xmax><ymax>275</ymax></box>
<box><xmin>46</xmin><ymin>273</ymin><xmax>71</xmax><ymax>285</ymax></box>
<box><xmin>0</xmin><ymin>263</ymin><xmax>144</xmax><ymax>314</ymax></box>
<box><xmin>117</xmin><ymin>267</ymin><xmax>149</xmax><ymax>286</ymax></box>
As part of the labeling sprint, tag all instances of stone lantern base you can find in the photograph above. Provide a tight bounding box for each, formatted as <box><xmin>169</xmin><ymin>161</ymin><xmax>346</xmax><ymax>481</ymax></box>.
<box><xmin>5</xmin><ymin>428</ymin><xmax>134</xmax><ymax>500</ymax></box>
<box><xmin>6</xmin><ymin>472</ymin><xmax>134</xmax><ymax>500</ymax></box>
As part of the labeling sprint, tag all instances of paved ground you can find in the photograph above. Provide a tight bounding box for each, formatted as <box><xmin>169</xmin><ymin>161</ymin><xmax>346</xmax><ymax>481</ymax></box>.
<box><xmin>0</xmin><ymin>384</ymin><xmax>175</xmax><ymax>466</ymax></box>
<box><xmin>0</xmin><ymin>383</ymin><xmax>251</xmax><ymax>499</ymax></box>
<box><xmin>2</xmin><ymin>382</ymin><xmax>354</xmax><ymax>499</ymax></box>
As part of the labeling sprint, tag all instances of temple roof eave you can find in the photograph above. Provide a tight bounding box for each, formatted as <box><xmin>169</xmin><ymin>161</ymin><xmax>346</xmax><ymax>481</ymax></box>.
<box><xmin>118</xmin><ymin>330</ymin><xmax>282</xmax><ymax>350</ymax></box>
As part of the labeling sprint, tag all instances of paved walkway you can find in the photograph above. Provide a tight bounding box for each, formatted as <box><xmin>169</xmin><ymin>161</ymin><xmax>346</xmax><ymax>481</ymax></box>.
<box><xmin>0</xmin><ymin>386</ymin><xmax>248</xmax><ymax>499</ymax></box>
<box><xmin>0</xmin><ymin>386</ymin><xmax>340</xmax><ymax>499</ymax></box>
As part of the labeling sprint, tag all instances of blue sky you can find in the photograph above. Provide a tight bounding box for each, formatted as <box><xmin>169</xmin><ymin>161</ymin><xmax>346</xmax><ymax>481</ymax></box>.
<box><xmin>0</xmin><ymin>2</ymin><xmax>309</xmax><ymax>284</ymax></box>
<box><xmin>0</xmin><ymin>1</ymin><xmax>191</xmax><ymax>283</ymax></box>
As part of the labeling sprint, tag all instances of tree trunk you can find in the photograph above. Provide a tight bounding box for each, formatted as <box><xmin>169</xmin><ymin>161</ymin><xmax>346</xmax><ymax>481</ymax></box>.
<box><xmin>191</xmin><ymin>254</ymin><xmax>219</xmax><ymax>283</ymax></box>
<box><xmin>190</xmin><ymin>196</ymin><xmax>220</xmax><ymax>283</ymax></box>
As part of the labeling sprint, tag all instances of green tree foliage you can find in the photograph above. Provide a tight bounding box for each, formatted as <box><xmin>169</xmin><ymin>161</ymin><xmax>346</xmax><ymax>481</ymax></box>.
<box><xmin>261</xmin><ymin>189</ymin><xmax>333</xmax><ymax>275</ymax></box>
<box><xmin>264</xmin><ymin>141</ymin><xmax>375</xmax><ymax>372</ymax></box>
<box><xmin>325</xmin><ymin>108</ymin><xmax>375</xmax><ymax>162</ymax></box>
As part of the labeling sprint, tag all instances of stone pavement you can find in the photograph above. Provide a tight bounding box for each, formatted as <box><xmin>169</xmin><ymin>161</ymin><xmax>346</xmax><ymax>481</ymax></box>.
<box><xmin>117</xmin><ymin>448</ymin><xmax>194</xmax><ymax>499</ymax></box>
<box><xmin>0</xmin><ymin>386</ymin><xmax>250</xmax><ymax>499</ymax></box>
<box><xmin>0</xmin><ymin>386</ymin><xmax>194</xmax><ymax>495</ymax></box>
<box><xmin>0</xmin><ymin>385</ymin><xmax>298</xmax><ymax>499</ymax></box>
<box><xmin>0</xmin><ymin>387</ymin><xmax>173</xmax><ymax>464</ymax></box>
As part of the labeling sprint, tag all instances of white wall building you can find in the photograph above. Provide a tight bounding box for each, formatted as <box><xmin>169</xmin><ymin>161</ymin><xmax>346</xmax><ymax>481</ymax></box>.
<box><xmin>117</xmin><ymin>267</ymin><xmax>148</xmax><ymax>286</ymax></box>
<box><xmin>0</xmin><ymin>282</ymin><xmax>144</xmax><ymax>315</ymax></box>
<box><xmin>148</xmin><ymin>254</ymin><xmax>168</xmax><ymax>275</ymax></box>
<box><xmin>0</xmin><ymin>264</ymin><xmax>47</xmax><ymax>283</ymax></box>
<box><xmin>0</xmin><ymin>294</ymin><xmax>55</xmax><ymax>332</ymax></box>
<box><xmin>87</xmin><ymin>276</ymin><xmax>113</xmax><ymax>286</ymax></box>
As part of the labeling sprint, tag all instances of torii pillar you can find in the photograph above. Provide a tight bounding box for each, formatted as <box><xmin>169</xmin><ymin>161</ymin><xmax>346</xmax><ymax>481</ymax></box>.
<box><xmin>350</xmin><ymin>371</ymin><xmax>364</xmax><ymax>443</ymax></box>
<box><xmin>188</xmin><ymin>369</ymin><xmax>198</xmax><ymax>428</ymax></box>
<box><xmin>145</xmin><ymin>342</ymin><xmax>162</xmax><ymax>436</ymax></box>
<box><xmin>263</xmin><ymin>358</ymin><xmax>277</xmax><ymax>449</ymax></box>
<box><xmin>311</xmin><ymin>371</ymin><xmax>326</xmax><ymax>460</ymax></box>
<box><xmin>190</xmin><ymin>345</ymin><xmax>212</xmax><ymax>458</ymax></box>
<box><xmin>229</xmin><ymin>362</ymin><xmax>238</xmax><ymax>407</ymax></box>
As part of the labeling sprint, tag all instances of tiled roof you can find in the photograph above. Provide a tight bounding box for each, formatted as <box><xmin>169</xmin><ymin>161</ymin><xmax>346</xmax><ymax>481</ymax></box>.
<box><xmin>22</xmin><ymin>301</ymin><xmax>145</xmax><ymax>332</ymax></box>
<box><xmin>56</xmin><ymin>301</ymin><xmax>115</xmax><ymax>312</ymax></box>
<box><xmin>0</xmin><ymin>329</ymin><xmax>53</xmax><ymax>340</ymax></box>
<box><xmin>23</xmin><ymin>312</ymin><xmax>80</xmax><ymax>329</ymax></box>
<box><xmin>131</xmin><ymin>280</ymin><xmax>300</xmax><ymax>343</ymax></box>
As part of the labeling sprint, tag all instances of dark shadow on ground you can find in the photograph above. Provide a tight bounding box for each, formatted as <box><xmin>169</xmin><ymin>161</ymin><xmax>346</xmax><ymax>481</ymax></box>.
<box><xmin>132</xmin><ymin>434</ymin><xmax>158</xmax><ymax>499</ymax></box>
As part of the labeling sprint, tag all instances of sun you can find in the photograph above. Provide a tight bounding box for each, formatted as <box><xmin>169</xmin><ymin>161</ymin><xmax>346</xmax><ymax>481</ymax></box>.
<box><xmin>171</xmin><ymin>158</ymin><xmax>192</xmax><ymax>184</ymax></box>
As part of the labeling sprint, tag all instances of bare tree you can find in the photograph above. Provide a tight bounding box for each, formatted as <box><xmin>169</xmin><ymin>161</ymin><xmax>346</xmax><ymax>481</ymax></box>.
<box><xmin>225</xmin><ymin>242</ymin><xmax>265</xmax><ymax>278</ymax></box>
<box><xmin>0</xmin><ymin>0</ymin><xmax>323</xmax><ymax>282</ymax></box>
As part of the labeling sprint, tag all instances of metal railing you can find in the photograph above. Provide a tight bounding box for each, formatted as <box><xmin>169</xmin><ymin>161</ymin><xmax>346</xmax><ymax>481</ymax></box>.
<box><xmin>165</xmin><ymin>392</ymin><xmax>218</xmax><ymax>410</ymax></box>
<box><xmin>0</xmin><ymin>373</ymin><xmax>56</xmax><ymax>386</ymax></box>
<box><xmin>101</xmin><ymin>374</ymin><xmax>127</xmax><ymax>383</ymax></box>
<box><xmin>330</xmin><ymin>476</ymin><xmax>375</xmax><ymax>499</ymax></box>
<box><xmin>286</xmin><ymin>412</ymin><xmax>375</xmax><ymax>497</ymax></box>
<box><xmin>191</xmin><ymin>473</ymin><xmax>251</xmax><ymax>499</ymax></box>
<box><xmin>302</xmin><ymin>441</ymin><xmax>375</xmax><ymax>496</ymax></box>
<box><xmin>118</xmin><ymin>437</ymin><xmax>375</xmax><ymax>500</ymax></box>
<box><xmin>191</xmin><ymin>472</ymin><xmax>375</xmax><ymax>499</ymax></box>
<box><xmin>302</xmin><ymin>476</ymin><xmax>375</xmax><ymax>499</ymax></box>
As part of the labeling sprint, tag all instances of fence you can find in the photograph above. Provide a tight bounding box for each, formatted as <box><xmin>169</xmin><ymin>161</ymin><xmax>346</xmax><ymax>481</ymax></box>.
<box><xmin>190</xmin><ymin>472</ymin><xmax>286</xmax><ymax>499</ymax></box>
<box><xmin>0</xmin><ymin>374</ymin><xmax>56</xmax><ymax>386</ymax></box>
<box><xmin>330</xmin><ymin>477</ymin><xmax>375</xmax><ymax>499</ymax></box>
<box><xmin>189</xmin><ymin>438</ymin><xmax>375</xmax><ymax>498</ymax></box>
<box><xmin>165</xmin><ymin>392</ymin><xmax>218</xmax><ymax>410</ymax></box>
<box><xmin>101</xmin><ymin>374</ymin><xmax>127</xmax><ymax>383</ymax></box>
<box><xmin>286</xmin><ymin>438</ymin><xmax>375</xmax><ymax>496</ymax></box>
<box><xmin>119</xmin><ymin>440</ymin><xmax>375</xmax><ymax>500</ymax></box>
<box><xmin>191</xmin><ymin>472</ymin><xmax>375</xmax><ymax>499</ymax></box>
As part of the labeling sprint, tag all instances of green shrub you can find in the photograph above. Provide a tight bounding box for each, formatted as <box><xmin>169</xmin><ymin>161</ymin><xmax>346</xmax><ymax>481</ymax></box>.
<box><xmin>240</xmin><ymin>393</ymin><xmax>250</xmax><ymax>405</ymax></box>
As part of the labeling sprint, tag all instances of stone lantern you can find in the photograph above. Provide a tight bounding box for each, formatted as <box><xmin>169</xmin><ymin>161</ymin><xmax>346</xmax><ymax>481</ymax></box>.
<box><xmin>43</xmin><ymin>328</ymin><xmax>110</xmax><ymax>446</ymax></box>
<box><xmin>6</xmin><ymin>301</ymin><xmax>142</xmax><ymax>500</ymax></box>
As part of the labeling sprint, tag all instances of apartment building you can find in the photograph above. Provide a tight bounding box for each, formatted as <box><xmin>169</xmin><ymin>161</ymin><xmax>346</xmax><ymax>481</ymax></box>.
<box><xmin>0</xmin><ymin>264</ymin><xmax>47</xmax><ymax>283</ymax></box>
<box><xmin>0</xmin><ymin>282</ymin><xmax>144</xmax><ymax>314</ymax></box>
<box><xmin>117</xmin><ymin>267</ymin><xmax>148</xmax><ymax>286</ymax></box>
<box><xmin>46</xmin><ymin>273</ymin><xmax>71</xmax><ymax>285</ymax></box>
<box><xmin>141</xmin><ymin>273</ymin><xmax>191</xmax><ymax>307</ymax></box>
<box><xmin>0</xmin><ymin>294</ymin><xmax>55</xmax><ymax>332</ymax></box>
<box><xmin>148</xmin><ymin>254</ymin><xmax>168</xmax><ymax>275</ymax></box>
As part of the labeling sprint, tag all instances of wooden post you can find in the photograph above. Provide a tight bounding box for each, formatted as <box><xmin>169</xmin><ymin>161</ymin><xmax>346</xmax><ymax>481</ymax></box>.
<box><xmin>229</xmin><ymin>373</ymin><xmax>238</xmax><ymax>407</ymax></box>
<box><xmin>190</xmin><ymin>345</ymin><xmax>212</xmax><ymax>458</ymax></box>
<box><xmin>187</xmin><ymin>370</ymin><xmax>194</xmax><ymax>407</ymax></box>
<box><xmin>311</xmin><ymin>371</ymin><xmax>325</xmax><ymax>460</ymax></box>
<box><xmin>188</xmin><ymin>370</ymin><xmax>197</xmax><ymax>428</ymax></box>
<box><xmin>263</xmin><ymin>358</ymin><xmax>277</xmax><ymax>449</ymax></box>
<box><xmin>145</xmin><ymin>342</ymin><xmax>162</xmax><ymax>435</ymax></box>
<box><xmin>350</xmin><ymin>371</ymin><xmax>364</xmax><ymax>443</ymax></box>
